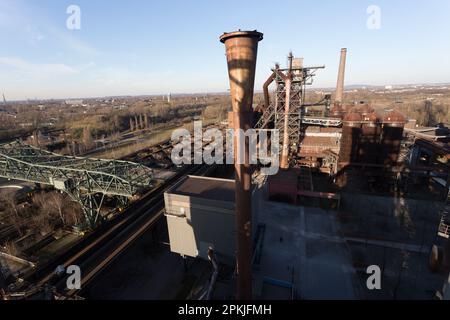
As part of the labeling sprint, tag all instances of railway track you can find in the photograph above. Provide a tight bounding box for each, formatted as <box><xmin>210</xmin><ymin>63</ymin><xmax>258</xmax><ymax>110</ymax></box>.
<box><xmin>3</xmin><ymin>121</ymin><xmax>225</xmax><ymax>299</ymax></box>
<box><xmin>62</xmin><ymin>164</ymin><xmax>213</xmax><ymax>297</ymax></box>
<box><xmin>14</xmin><ymin>163</ymin><xmax>214</xmax><ymax>299</ymax></box>
<box><xmin>0</xmin><ymin>128</ymin><xmax>65</xmax><ymax>145</ymax></box>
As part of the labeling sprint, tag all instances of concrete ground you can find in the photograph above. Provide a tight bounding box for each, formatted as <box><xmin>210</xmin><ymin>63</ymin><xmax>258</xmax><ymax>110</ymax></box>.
<box><xmin>339</xmin><ymin>192</ymin><xmax>447</xmax><ymax>299</ymax></box>
<box><xmin>80</xmin><ymin>173</ymin><xmax>448</xmax><ymax>300</ymax></box>
<box><xmin>81</xmin><ymin>221</ymin><xmax>210</xmax><ymax>300</ymax></box>
<box><xmin>152</xmin><ymin>169</ymin><xmax>177</xmax><ymax>181</ymax></box>
<box><xmin>253</xmin><ymin>186</ymin><xmax>362</xmax><ymax>300</ymax></box>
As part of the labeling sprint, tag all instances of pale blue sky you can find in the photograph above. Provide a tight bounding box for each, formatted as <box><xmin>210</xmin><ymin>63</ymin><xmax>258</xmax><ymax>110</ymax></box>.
<box><xmin>0</xmin><ymin>0</ymin><xmax>449</xmax><ymax>100</ymax></box>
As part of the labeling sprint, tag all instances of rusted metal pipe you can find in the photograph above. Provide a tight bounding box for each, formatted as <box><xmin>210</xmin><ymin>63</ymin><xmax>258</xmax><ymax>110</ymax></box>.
<box><xmin>335</xmin><ymin>48</ymin><xmax>347</xmax><ymax>105</ymax></box>
<box><xmin>274</xmin><ymin>68</ymin><xmax>292</xmax><ymax>170</ymax></box>
<box><xmin>263</xmin><ymin>72</ymin><xmax>276</xmax><ymax>110</ymax></box>
<box><xmin>280</xmin><ymin>73</ymin><xmax>292</xmax><ymax>170</ymax></box>
<box><xmin>220</xmin><ymin>30</ymin><xmax>263</xmax><ymax>300</ymax></box>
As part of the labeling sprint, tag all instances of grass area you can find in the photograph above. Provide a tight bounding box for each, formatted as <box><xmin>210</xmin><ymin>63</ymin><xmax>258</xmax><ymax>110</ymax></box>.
<box><xmin>95</xmin><ymin>116</ymin><xmax>225</xmax><ymax>160</ymax></box>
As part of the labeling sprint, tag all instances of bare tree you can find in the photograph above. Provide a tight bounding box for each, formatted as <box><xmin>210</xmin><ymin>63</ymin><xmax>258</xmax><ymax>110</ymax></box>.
<box><xmin>4</xmin><ymin>197</ymin><xmax>24</xmax><ymax>237</ymax></box>
<box><xmin>7</xmin><ymin>210</ymin><xmax>25</xmax><ymax>237</ymax></box>
<box><xmin>33</xmin><ymin>193</ymin><xmax>52</xmax><ymax>218</ymax></box>
<box><xmin>82</xmin><ymin>126</ymin><xmax>94</xmax><ymax>151</ymax></box>
<box><xmin>154</xmin><ymin>104</ymin><xmax>168</xmax><ymax>120</ymax></box>
<box><xmin>4</xmin><ymin>241</ymin><xmax>20</xmax><ymax>257</ymax></box>
<box><xmin>134</xmin><ymin>115</ymin><xmax>140</xmax><ymax>130</ymax></box>
<box><xmin>49</xmin><ymin>192</ymin><xmax>66</xmax><ymax>226</ymax></box>
<box><xmin>113</xmin><ymin>114</ymin><xmax>120</xmax><ymax>130</ymax></box>
<box><xmin>144</xmin><ymin>114</ymin><xmax>149</xmax><ymax>129</ymax></box>
<box><xmin>203</xmin><ymin>105</ymin><xmax>220</xmax><ymax>119</ymax></box>
<box><xmin>31</xmin><ymin>214</ymin><xmax>53</xmax><ymax>236</ymax></box>
<box><xmin>71</xmin><ymin>141</ymin><xmax>78</xmax><ymax>156</ymax></box>
<box><xmin>32</xmin><ymin>192</ymin><xmax>57</xmax><ymax>235</ymax></box>
<box><xmin>65</xmin><ymin>204</ymin><xmax>82</xmax><ymax>226</ymax></box>
<box><xmin>4</xmin><ymin>196</ymin><xmax>19</xmax><ymax>218</ymax></box>
<box><xmin>139</xmin><ymin>114</ymin><xmax>144</xmax><ymax>130</ymax></box>
<box><xmin>129</xmin><ymin>118</ymin><xmax>135</xmax><ymax>132</ymax></box>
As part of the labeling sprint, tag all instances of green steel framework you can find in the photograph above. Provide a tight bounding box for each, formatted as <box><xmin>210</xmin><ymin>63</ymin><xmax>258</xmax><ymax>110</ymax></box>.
<box><xmin>0</xmin><ymin>141</ymin><xmax>153</xmax><ymax>228</ymax></box>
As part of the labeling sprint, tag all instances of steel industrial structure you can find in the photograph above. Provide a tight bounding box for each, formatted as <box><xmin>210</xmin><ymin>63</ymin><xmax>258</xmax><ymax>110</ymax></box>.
<box><xmin>255</xmin><ymin>52</ymin><xmax>330</xmax><ymax>157</ymax></box>
<box><xmin>0</xmin><ymin>141</ymin><xmax>153</xmax><ymax>228</ymax></box>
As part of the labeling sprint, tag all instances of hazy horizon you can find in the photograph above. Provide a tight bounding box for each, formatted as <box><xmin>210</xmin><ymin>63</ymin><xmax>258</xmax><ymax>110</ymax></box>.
<box><xmin>1</xmin><ymin>0</ymin><xmax>450</xmax><ymax>100</ymax></box>
<box><xmin>4</xmin><ymin>81</ymin><xmax>450</xmax><ymax>103</ymax></box>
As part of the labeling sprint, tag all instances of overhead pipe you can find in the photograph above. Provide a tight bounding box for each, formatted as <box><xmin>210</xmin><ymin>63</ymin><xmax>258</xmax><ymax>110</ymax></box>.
<box><xmin>335</xmin><ymin>48</ymin><xmax>347</xmax><ymax>105</ymax></box>
<box><xmin>274</xmin><ymin>67</ymin><xmax>292</xmax><ymax>170</ymax></box>
<box><xmin>220</xmin><ymin>30</ymin><xmax>263</xmax><ymax>300</ymax></box>
<box><xmin>282</xmin><ymin>75</ymin><xmax>292</xmax><ymax>170</ymax></box>
<box><xmin>263</xmin><ymin>72</ymin><xmax>276</xmax><ymax>110</ymax></box>
<box><xmin>262</xmin><ymin>63</ymin><xmax>280</xmax><ymax>110</ymax></box>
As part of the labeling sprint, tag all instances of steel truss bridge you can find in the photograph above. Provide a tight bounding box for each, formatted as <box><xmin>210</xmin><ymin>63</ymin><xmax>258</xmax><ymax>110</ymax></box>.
<box><xmin>0</xmin><ymin>141</ymin><xmax>153</xmax><ymax>228</ymax></box>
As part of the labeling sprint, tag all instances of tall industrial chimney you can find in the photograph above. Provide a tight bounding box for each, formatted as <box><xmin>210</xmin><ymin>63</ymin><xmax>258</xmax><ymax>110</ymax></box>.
<box><xmin>335</xmin><ymin>48</ymin><xmax>347</xmax><ymax>105</ymax></box>
<box><xmin>220</xmin><ymin>30</ymin><xmax>263</xmax><ymax>300</ymax></box>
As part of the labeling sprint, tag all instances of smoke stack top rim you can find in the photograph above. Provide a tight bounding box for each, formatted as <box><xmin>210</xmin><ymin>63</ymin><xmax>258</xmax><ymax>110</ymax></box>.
<box><xmin>220</xmin><ymin>30</ymin><xmax>263</xmax><ymax>43</ymax></box>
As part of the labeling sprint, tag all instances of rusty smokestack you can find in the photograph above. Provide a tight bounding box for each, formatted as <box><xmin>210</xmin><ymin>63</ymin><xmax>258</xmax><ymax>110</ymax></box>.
<box><xmin>263</xmin><ymin>72</ymin><xmax>276</xmax><ymax>110</ymax></box>
<box><xmin>220</xmin><ymin>30</ymin><xmax>263</xmax><ymax>300</ymax></box>
<box><xmin>335</xmin><ymin>48</ymin><xmax>347</xmax><ymax>105</ymax></box>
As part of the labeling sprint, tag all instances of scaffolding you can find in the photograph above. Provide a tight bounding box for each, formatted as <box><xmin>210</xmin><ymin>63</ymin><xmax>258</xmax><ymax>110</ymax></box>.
<box><xmin>0</xmin><ymin>141</ymin><xmax>153</xmax><ymax>228</ymax></box>
<box><xmin>255</xmin><ymin>53</ymin><xmax>328</xmax><ymax>154</ymax></box>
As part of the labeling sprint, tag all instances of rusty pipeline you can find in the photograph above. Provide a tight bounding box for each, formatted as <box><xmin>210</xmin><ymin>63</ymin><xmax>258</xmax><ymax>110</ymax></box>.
<box><xmin>274</xmin><ymin>68</ymin><xmax>292</xmax><ymax>170</ymax></box>
<box><xmin>263</xmin><ymin>72</ymin><xmax>276</xmax><ymax>110</ymax></box>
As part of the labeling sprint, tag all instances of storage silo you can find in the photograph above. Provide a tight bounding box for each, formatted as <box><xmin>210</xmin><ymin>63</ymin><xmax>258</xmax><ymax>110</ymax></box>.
<box><xmin>358</xmin><ymin>104</ymin><xmax>374</xmax><ymax>117</ymax></box>
<box><xmin>338</xmin><ymin>112</ymin><xmax>362</xmax><ymax>167</ymax></box>
<box><xmin>381</xmin><ymin>110</ymin><xmax>406</xmax><ymax>166</ymax></box>
<box><xmin>350</xmin><ymin>104</ymin><xmax>374</xmax><ymax>116</ymax></box>
<box><xmin>342</xmin><ymin>104</ymin><xmax>355</xmax><ymax>117</ymax></box>
<box><xmin>359</xmin><ymin>112</ymin><xmax>381</xmax><ymax>164</ymax></box>
<box><xmin>330</xmin><ymin>104</ymin><xmax>345</xmax><ymax>119</ymax></box>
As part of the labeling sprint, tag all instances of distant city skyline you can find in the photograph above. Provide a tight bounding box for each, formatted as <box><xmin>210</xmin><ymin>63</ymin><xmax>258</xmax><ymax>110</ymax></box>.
<box><xmin>1</xmin><ymin>0</ymin><xmax>450</xmax><ymax>100</ymax></box>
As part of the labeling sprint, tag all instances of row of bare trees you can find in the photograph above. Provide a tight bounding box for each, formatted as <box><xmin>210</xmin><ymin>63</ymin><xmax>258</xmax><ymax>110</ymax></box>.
<box><xmin>1</xmin><ymin>190</ymin><xmax>82</xmax><ymax>239</ymax></box>
<box><xmin>129</xmin><ymin>114</ymin><xmax>150</xmax><ymax>132</ymax></box>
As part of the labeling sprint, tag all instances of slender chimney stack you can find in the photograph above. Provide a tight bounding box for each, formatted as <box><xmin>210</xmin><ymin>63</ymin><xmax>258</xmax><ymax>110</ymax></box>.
<box><xmin>220</xmin><ymin>30</ymin><xmax>263</xmax><ymax>300</ymax></box>
<box><xmin>335</xmin><ymin>48</ymin><xmax>347</xmax><ymax>105</ymax></box>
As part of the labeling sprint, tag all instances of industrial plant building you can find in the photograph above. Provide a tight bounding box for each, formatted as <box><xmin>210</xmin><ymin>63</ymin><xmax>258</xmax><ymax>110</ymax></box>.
<box><xmin>163</xmin><ymin>32</ymin><xmax>450</xmax><ymax>300</ymax></box>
